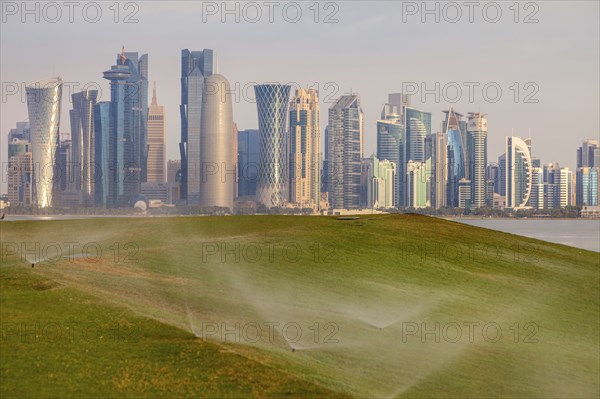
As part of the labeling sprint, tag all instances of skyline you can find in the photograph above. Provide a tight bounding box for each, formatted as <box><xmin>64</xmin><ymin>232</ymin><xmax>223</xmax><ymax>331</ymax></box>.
<box><xmin>1</xmin><ymin>2</ymin><xmax>598</xmax><ymax>194</ymax></box>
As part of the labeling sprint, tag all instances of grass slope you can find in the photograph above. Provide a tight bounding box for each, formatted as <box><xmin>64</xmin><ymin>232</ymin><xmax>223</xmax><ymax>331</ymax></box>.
<box><xmin>1</xmin><ymin>214</ymin><xmax>598</xmax><ymax>398</ymax></box>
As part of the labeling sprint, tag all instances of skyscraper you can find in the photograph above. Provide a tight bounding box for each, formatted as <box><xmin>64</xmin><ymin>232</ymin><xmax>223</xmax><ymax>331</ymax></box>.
<box><xmin>101</xmin><ymin>49</ymin><xmax>149</xmax><ymax>207</ymax></box>
<box><xmin>238</xmin><ymin>130</ymin><xmax>260</xmax><ymax>197</ymax></box>
<box><xmin>180</xmin><ymin>48</ymin><xmax>213</xmax><ymax>202</ymax></box>
<box><xmin>530</xmin><ymin>165</ymin><xmax>544</xmax><ymax>209</ymax></box>
<box><xmin>70</xmin><ymin>89</ymin><xmax>98</xmax><ymax>203</ymax></box>
<box><xmin>328</xmin><ymin>95</ymin><xmax>364</xmax><ymax>210</ymax></box>
<box><xmin>506</xmin><ymin>136</ymin><xmax>533</xmax><ymax>209</ymax></box>
<box><xmin>576</xmin><ymin>167</ymin><xmax>599</xmax><ymax>206</ymax></box>
<box><xmin>377</xmin><ymin>111</ymin><xmax>404</xmax><ymax>206</ymax></box>
<box><xmin>93</xmin><ymin>101</ymin><xmax>110</xmax><ymax>206</ymax></box>
<box><xmin>577</xmin><ymin>139</ymin><xmax>599</xmax><ymax>168</ymax></box>
<box><xmin>406</xmin><ymin>159</ymin><xmax>431</xmax><ymax>208</ymax></box>
<box><xmin>7</xmin><ymin>121</ymin><xmax>30</xmax><ymax>149</ymax></box>
<box><xmin>199</xmin><ymin>74</ymin><xmax>235</xmax><ymax>209</ymax></box>
<box><xmin>387</xmin><ymin>93</ymin><xmax>411</xmax><ymax>122</ymax></box>
<box><xmin>444</xmin><ymin>109</ymin><xmax>465</xmax><ymax>208</ymax></box>
<box><xmin>427</xmin><ymin>132</ymin><xmax>447</xmax><ymax>209</ymax></box>
<box><xmin>289</xmin><ymin>88</ymin><xmax>320</xmax><ymax>209</ymax></box>
<box><xmin>467</xmin><ymin>112</ymin><xmax>488</xmax><ymax>208</ymax></box>
<box><xmin>322</xmin><ymin>125</ymin><xmax>331</xmax><ymax>194</ymax></box>
<box><xmin>255</xmin><ymin>84</ymin><xmax>291</xmax><ymax>208</ymax></box>
<box><xmin>147</xmin><ymin>82</ymin><xmax>166</xmax><ymax>183</ymax></box>
<box><xmin>360</xmin><ymin>155</ymin><xmax>396</xmax><ymax>209</ymax></box>
<box><xmin>544</xmin><ymin>163</ymin><xmax>572</xmax><ymax>208</ymax></box>
<box><xmin>404</xmin><ymin>107</ymin><xmax>431</xmax><ymax>206</ymax></box>
<box><xmin>26</xmin><ymin>77</ymin><xmax>63</xmax><ymax>208</ymax></box>
<box><xmin>7</xmin><ymin>151</ymin><xmax>32</xmax><ymax>207</ymax></box>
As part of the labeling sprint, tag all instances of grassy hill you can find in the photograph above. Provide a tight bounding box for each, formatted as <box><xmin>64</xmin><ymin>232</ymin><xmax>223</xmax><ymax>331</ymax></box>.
<box><xmin>1</xmin><ymin>214</ymin><xmax>598</xmax><ymax>398</ymax></box>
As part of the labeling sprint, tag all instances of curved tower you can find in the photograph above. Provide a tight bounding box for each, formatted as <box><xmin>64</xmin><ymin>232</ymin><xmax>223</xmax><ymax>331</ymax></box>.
<box><xmin>254</xmin><ymin>84</ymin><xmax>291</xmax><ymax>207</ymax></box>
<box><xmin>199</xmin><ymin>74</ymin><xmax>234</xmax><ymax>209</ymax></box>
<box><xmin>444</xmin><ymin>108</ymin><xmax>465</xmax><ymax>208</ymax></box>
<box><xmin>26</xmin><ymin>77</ymin><xmax>63</xmax><ymax>208</ymax></box>
<box><xmin>506</xmin><ymin>136</ymin><xmax>533</xmax><ymax>208</ymax></box>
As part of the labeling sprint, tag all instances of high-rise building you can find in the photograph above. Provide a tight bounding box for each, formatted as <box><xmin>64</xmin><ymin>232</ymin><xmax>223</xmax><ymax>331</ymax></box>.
<box><xmin>102</xmin><ymin>49</ymin><xmax>149</xmax><ymax>207</ymax></box>
<box><xmin>199</xmin><ymin>74</ymin><xmax>235</xmax><ymax>209</ymax></box>
<box><xmin>458</xmin><ymin>178</ymin><xmax>472</xmax><ymax>209</ymax></box>
<box><xmin>93</xmin><ymin>102</ymin><xmax>110</xmax><ymax>206</ymax></box>
<box><xmin>530</xmin><ymin>166</ymin><xmax>544</xmax><ymax>209</ymax></box>
<box><xmin>544</xmin><ymin>163</ymin><xmax>572</xmax><ymax>208</ymax></box>
<box><xmin>70</xmin><ymin>89</ymin><xmax>98</xmax><ymax>203</ymax></box>
<box><xmin>498</xmin><ymin>153</ymin><xmax>506</xmax><ymax>196</ymax></box>
<box><xmin>180</xmin><ymin>48</ymin><xmax>213</xmax><ymax>202</ymax></box>
<box><xmin>377</xmin><ymin>111</ymin><xmax>404</xmax><ymax>207</ymax></box>
<box><xmin>255</xmin><ymin>84</ymin><xmax>291</xmax><ymax>208</ymax></box>
<box><xmin>360</xmin><ymin>155</ymin><xmax>396</xmax><ymax>209</ymax></box>
<box><xmin>444</xmin><ymin>109</ymin><xmax>465</xmax><ymax>208</ymax></box>
<box><xmin>576</xmin><ymin>167</ymin><xmax>599</xmax><ymax>206</ymax></box>
<box><xmin>328</xmin><ymin>95</ymin><xmax>364</xmax><ymax>210</ymax></box>
<box><xmin>506</xmin><ymin>136</ymin><xmax>533</xmax><ymax>209</ymax></box>
<box><xmin>26</xmin><ymin>77</ymin><xmax>63</xmax><ymax>208</ymax></box>
<box><xmin>403</xmin><ymin>107</ymin><xmax>431</xmax><ymax>206</ymax></box>
<box><xmin>486</xmin><ymin>163</ymin><xmax>500</xmax><ymax>193</ymax></box>
<box><xmin>57</xmin><ymin>139</ymin><xmax>72</xmax><ymax>193</ymax></box>
<box><xmin>322</xmin><ymin>125</ymin><xmax>330</xmax><ymax>194</ymax></box>
<box><xmin>8</xmin><ymin>138</ymin><xmax>30</xmax><ymax>158</ymax></box>
<box><xmin>467</xmin><ymin>112</ymin><xmax>488</xmax><ymax>208</ymax></box>
<box><xmin>237</xmin><ymin>130</ymin><xmax>260</xmax><ymax>197</ymax></box>
<box><xmin>289</xmin><ymin>88</ymin><xmax>320</xmax><ymax>209</ymax></box>
<box><xmin>7</xmin><ymin>121</ymin><xmax>30</xmax><ymax>149</ymax></box>
<box><xmin>147</xmin><ymin>82</ymin><xmax>166</xmax><ymax>183</ymax></box>
<box><xmin>577</xmin><ymin>139</ymin><xmax>599</xmax><ymax>168</ymax></box>
<box><xmin>387</xmin><ymin>93</ymin><xmax>411</xmax><ymax>122</ymax></box>
<box><xmin>426</xmin><ymin>132</ymin><xmax>447</xmax><ymax>209</ymax></box>
<box><xmin>7</xmin><ymin>151</ymin><xmax>32</xmax><ymax>207</ymax></box>
<box><xmin>406</xmin><ymin>159</ymin><xmax>430</xmax><ymax>208</ymax></box>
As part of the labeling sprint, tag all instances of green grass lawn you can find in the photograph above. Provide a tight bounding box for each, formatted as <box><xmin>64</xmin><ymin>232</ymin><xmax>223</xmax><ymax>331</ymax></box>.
<box><xmin>1</xmin><ymin>214</ymin><xmax>598</xmax><ymax>398</ymax></box>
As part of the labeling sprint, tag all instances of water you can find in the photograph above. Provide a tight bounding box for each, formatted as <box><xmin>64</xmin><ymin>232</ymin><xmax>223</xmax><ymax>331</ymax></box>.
<box><xmin>451</xmin><ymin>218</ymin><xmax>600</xmax><ymax>252</ymax></box>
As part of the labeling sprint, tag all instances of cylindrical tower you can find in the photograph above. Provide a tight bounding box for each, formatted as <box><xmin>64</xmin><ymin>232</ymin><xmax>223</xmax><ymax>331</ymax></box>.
<box><xmin>199</xmin><ymin>74</ymin><xmax>234</xmax><ymax>209</ymax></box>
<box><xmin>254</xmin><ymin>84</ymin><xmax>291</xmax><ymax>207</ymax></box>
<box><xmin>26</xmin><ymin>77</ymin><xmax>63</xmax><ymax>208</ymax></box>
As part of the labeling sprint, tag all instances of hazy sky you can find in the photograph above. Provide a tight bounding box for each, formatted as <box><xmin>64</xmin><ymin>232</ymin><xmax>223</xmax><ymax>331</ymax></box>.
<box><xmin>1</xmin><ymin>1</ymin><xmax>598</xmax><ymax>192</ymax></box>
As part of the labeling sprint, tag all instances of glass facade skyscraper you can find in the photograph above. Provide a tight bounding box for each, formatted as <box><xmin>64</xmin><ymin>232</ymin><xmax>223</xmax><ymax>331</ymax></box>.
<box><xmin>93</xmin><ymin>102</ymin><xmax>111</xmax><ymax>206</ymax></box>
<box><xmin>180</xmin><ymin>48</ymin><xmax>214</xmax><ymax>202</ymax></box>
<box><xmin>255</xmin><ymin>84</ymin><xmax>291</xmax><ymax>208</ymax></box>
<box><xmin>444</xmin><ymin>109</ymin><xmax>465</xmax><ymax>208</ymax></box>
<box><xmin>328</xmin><ymin>95</ymin><xmax>364</xmax><ymax>210</ymax></box>
<box><xmin>70</xmin><ymin>89</ymin><xmax>98</xmax><ymax>202</ymax></box>
<box><xmin>576</xmin><ymin>167</ymin><xmax>599</xmax><ymax>206</ymax></box>
<box><xmin>238</xmin><ymin>130</ymin><xmax>260</xmax><ymax>197</ymax></box>
<box><xmin>102</xmin><ymin>49</ymin><xmax>148</xmax><ymax>207</ymax></box>
<box><xmin>403</xmin><ymin>107</ymin><xmax>431</xmax><ymax>206</ymax></box>
<box><xmin>26</xmin><ymin>77</ymin><xmax>63</xmax><ymax>208</ymax></box>
<box><xmin>377</xmin><ymin>112</ymin><xmax>403</xmax><ymax>206</ymax></box>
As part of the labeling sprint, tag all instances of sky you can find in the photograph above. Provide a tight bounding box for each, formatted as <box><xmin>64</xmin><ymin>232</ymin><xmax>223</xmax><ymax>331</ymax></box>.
<box><xmin>1</xmin><ymin>1</ymin><xmax>599</xmax><ymax>193</ymax></box>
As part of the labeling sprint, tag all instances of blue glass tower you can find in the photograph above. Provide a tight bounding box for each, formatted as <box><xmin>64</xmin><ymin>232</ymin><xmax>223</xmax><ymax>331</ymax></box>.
<box><xmin>102</xmin><ymin>48</ymin><xmax>148</xmax><ymax>207</ymax></box>
<box><xmin>180</xmin><ymin>48</ymin><xmax>214</xmax><ymax>202</ymax></box>
<box><xmin>93</xmin><ymin>102</ymin><xmax>110</xmax><ymax>206</ymax></box>
<box><xmin>404</xmin><ymin>107</ymin><xmax>431</xmax><ymax>206</ymax></box>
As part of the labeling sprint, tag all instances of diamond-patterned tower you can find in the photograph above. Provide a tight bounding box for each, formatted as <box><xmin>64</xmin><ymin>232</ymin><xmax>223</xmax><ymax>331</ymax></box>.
<box><xmin>254</xmin><ymin>84</ymin><xmax>291</xmax><ymax>207</ymax></box>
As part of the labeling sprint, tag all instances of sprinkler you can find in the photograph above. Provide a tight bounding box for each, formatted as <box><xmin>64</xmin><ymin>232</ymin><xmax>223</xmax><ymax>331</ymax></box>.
<box><xmin>292</xmin><ymin>348</ymin><xmax>296</xmax><ymax>352</ymax></box>
<box><xmin>31</xmin><ymin>263</ymin><xmax>35</xmax><ymax>268</ymax></box>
